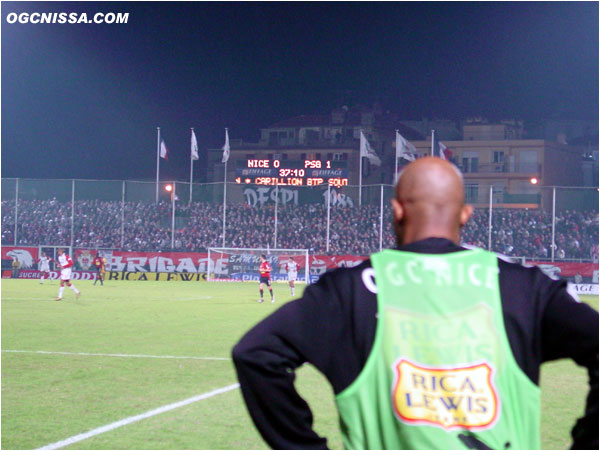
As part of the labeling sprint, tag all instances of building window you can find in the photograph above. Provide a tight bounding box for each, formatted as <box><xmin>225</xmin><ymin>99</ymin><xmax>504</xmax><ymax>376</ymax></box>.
<box><xmin>269</xmin><ymin>132</ymin><xmax>278</xmax><ymax>145</ymax></box>
<box><xmin>305</xmin><ymin>130</ymin><xmax>319</xmax><ymax>144</ymax></box>
<box><xmin>465</xmin><ymin>185</ymin><xmax>479</xmax><ymax>203</ymax></box>
<box><xmin>493</xmin><ymin>151</ymin><xmax>505</xmax><ymax>172</ymax></box>
<box><xmin>519</xmin><ymin>150</ymin><xmax>538</xmax><ymax>173</ymax></box>
<box><xmin>462</xmin><ymin>156</ymin><xmax>479</xmax><ymax>173</ymax></box>
<box><xmin>333</xmin><ymin>153</ymin><xmax>343</xmax><ymax>161</ymax></box>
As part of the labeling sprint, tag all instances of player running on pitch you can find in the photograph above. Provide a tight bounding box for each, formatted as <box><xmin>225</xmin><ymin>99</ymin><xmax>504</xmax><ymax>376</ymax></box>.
<box><xmin>258</xmin><ymin>254</ymin><xmax>274</xmax><ymax>303</ymax></box>
<box><xmin>285</xmin><ymin>257</ymin><xmax>299</xmax><ymax>296</ymax></box>
<box><xmin>55</xmin><ymin>248</ymin><xmax>80</xmax><ymax>301</ymax></box>
<box><xmin>93</xmin><ymin>252</ymin><xmax>107</xmax><ymax>286</ymax></box>
<box><xmin>37</xmin><ymin>251</ymin><xmax>52</xmax><ymax>284</ymax></box>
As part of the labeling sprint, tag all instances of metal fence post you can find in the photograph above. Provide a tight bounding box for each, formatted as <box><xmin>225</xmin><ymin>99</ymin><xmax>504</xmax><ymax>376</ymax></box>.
<box><xmin>487</xmin><ymin>185</ymin><xmax>493</xmax><ymax>251</ymax></box>
<box><xmin>326</xmin><ymin>184</ymin><xmax>331</xmax><ymax>253</ymax></box>
<box><xmin>70</xmin><ymin>179</ymin><xmax>75</xmax><ymax>249</ymax></box>
<box><xmin>551</xmin><ymin>186</ymin><xmax>556</xmax><ymax>262</ymax></box>
<box><xmin>14</xmin><ymin>178</ymin><xmax>19</xmax><ymax>246</ymax></box>
<box><xmin>121</xmin><ymin>180</ymin><xmax>125</xmax><ymax>249</ymax></box>
<box><xmin>171</xmin><ymin>182</ymin><xmax>176</xmax><ymax>249</ymax></box>
<box><xmin>379</xmin><ymin>184</ymin><xmax>384</xmax><ymax>252</ymax></box>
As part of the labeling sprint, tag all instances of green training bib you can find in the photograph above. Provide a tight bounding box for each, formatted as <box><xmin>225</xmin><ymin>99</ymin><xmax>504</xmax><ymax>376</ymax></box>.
<box><xmin>335</xmin><ymin>249</ymin><xmax>540</xmax><ymax>450</ymax></box>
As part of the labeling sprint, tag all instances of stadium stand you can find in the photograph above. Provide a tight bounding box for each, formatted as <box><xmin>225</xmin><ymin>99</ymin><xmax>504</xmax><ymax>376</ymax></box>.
<box><xmin>1</xmin><ymin>199</ymin><xmax>597</xmax><ymax>260</ymax></box>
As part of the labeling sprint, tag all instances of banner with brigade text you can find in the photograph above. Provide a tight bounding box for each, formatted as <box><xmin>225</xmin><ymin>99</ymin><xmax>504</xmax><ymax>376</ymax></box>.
<box><xmin>1</xmin><ymin>246</ymin><xmax>597</xmax><ymax>284</ymax></box>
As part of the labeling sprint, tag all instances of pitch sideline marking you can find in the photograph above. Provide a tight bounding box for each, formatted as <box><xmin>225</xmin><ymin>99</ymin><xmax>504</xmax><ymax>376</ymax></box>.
<box><xmin>2</xmin><ymin>350</ymin><xmax>230</xmax><ymax>361</ymax></box>
<box><xmin>35</xmin><ymin>383</ymin><xmax>240</xmax><ymax>450</ymax></box>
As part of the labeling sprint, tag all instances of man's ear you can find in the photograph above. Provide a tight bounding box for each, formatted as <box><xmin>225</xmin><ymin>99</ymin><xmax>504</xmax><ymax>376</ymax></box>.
<box><xmin>391</xmin><ymin>198</ymin><xmax>404</xmax><ymax>223</ymax></box>
<box><xmin>460</xmin><ymin>204</ymin><xmax>474</xmax><ymax>227</ymax></box>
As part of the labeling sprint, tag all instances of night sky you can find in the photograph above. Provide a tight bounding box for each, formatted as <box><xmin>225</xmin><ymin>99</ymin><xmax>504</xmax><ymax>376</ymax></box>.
<box><xmin>2</xmin><ymin>1</ymin><xmax>598</xmax><ymax>181</ymax></box>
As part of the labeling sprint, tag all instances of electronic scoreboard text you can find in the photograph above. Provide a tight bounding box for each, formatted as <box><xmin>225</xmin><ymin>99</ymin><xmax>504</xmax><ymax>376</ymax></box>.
<box><xmin>234</xmin><ymin>159</ymin><xmax>349</xmax><ymax>187</ymax></box>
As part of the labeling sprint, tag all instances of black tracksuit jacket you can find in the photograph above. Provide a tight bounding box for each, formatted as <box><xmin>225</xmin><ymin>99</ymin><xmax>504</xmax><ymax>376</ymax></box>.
<box><xmin>233</xmin><ymin>238</ymin><xmax>599</xmax><ymax>449</ymax></box>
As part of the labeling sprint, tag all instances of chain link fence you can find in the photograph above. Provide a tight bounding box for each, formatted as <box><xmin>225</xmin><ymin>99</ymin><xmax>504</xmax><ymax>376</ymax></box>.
<box><xmin>1</xmin><ymin>178</ymin><xmax>597</xmax><ymax>261</ymax></box>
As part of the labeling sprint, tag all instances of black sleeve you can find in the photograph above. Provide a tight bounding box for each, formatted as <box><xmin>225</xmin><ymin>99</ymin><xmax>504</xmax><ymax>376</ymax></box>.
<box><xmin>231</xmin><ymin>274</ymin><xmax>347</xmax><ymax>450</ymax></box>
<box><xmin>538</xmin><ymin>279</ymin><xmax>599</xmax><ymax>450</ymax></box>
<box><xmin>232</xmin><ymin>262</ymin><xmax>379</xmax><ymax>449</ymax></box>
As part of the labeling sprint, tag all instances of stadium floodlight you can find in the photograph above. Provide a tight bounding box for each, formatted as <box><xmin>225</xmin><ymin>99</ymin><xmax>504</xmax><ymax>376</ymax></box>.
<box><xmin>207</xmin><ymin>248</ymin><xmax>310</xmax><ymax>284</ymax></box>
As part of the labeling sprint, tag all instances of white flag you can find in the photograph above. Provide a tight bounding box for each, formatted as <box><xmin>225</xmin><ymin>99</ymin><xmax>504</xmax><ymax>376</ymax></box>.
<box><xmin>396</xmin><ymin>131</ymin><xmax>416</xmax><ymax>162</ymax></box>
<box><xmin>439</xmin><ymin>142</ymin><xmax>453</xmax><ymax>161</ymax></box>
<box><xmin>359</xmin><ymin>131</ymin><xmax>381</xmax><ymax>166</ymax></box>
<box><xmin>160</xmin><ymin>139</ymin><xmax>169</xmax><ymax>160</ymax></box>
<box><xmin>191</xmin><ymin>129</ymin><xmax>199</xmax><ymax>160</ymax></box>
<box><xmin>222</xmin><ymin>129</ymin><xmax>230</xmax><ymax>163</ymax></box>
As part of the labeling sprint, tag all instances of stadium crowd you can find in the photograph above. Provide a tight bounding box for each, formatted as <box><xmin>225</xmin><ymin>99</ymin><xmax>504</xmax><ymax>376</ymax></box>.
<box><xmin>1</xmin><ymin>198</ymin><xmax>598</xmax><ymax>260</ymax></box>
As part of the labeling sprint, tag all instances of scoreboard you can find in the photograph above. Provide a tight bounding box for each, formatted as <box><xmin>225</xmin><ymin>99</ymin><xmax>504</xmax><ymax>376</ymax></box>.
<box><xmin>234</xmin><ymin>159</ymin><xmax>349</xmax><ymax>187</ymax></box>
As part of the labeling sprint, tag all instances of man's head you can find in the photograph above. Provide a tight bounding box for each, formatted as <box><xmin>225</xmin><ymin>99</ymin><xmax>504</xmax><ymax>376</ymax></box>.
<box><xmin>57</xmin><ymin>248</ymin><xmax>64</xmax><ymax>256</ymax></box>
<box><xmin>260</xmin><ymin>254</ymin><xmax>266</xmax><ymax>262</ymax></box>
<box><xmin>41</xmin><ymin>252</ymin><xmax>46</xmax><ymax>257</ymax></box>
<box><xmin>392</xmin><ymin>157</ymin><xmax>473</xmax><ymax>245</ymax></box>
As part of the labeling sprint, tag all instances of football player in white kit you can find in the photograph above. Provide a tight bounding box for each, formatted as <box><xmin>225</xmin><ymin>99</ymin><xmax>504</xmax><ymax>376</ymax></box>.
<box><xmin>285</xmin><ymin>257</ymin><xmax>299</xmax><ymax>296</ymax></box>
<box><xmin>37</xmin><ymin>251</ymin><xmax>52</xmax><ymax>284</ymax></box>
<box><xmin>55</xmin><ymin>248</ymin><xmax>80</xmax><ymax>301</ymax></box>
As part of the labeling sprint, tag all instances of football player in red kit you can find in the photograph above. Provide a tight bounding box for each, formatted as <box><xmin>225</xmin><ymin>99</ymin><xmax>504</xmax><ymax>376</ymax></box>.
<box><xmin>258</xmin><ymin>254</ymin><xmax>274</xmax><ymax>303</ymax></box>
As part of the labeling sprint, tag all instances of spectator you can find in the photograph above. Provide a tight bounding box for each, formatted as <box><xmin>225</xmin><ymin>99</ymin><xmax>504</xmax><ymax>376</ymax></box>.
<box><xmin>1</xmin><ymin>198</ymin><xmax>597</xmax><ymax>260</ymax></box>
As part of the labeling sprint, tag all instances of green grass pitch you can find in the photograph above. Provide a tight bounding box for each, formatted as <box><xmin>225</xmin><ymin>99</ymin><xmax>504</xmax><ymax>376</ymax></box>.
<box><xmin>1</xmin><ymin>279</ymin><xmax>597</xmax><ymax>449</ymax></box>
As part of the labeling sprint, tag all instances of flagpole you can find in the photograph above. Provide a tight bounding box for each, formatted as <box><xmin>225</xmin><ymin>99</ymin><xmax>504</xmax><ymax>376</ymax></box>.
<box><xmin>431</xmin><ymin>129</ymin><xmax>435</xmax><ymax>157</ymax></box>
<box><xmin>359</xmin><ymin>131</ymin><xmax>363</xmax><ymax>206</ymax></box>
<box><xmin>222</xmin><ymin>159</ymin><xmax>227</xmax><ymax>248</ymax></box>
<box><xmin>156</xmin><ymin>127</ymin><xmax>161</xmax><ymax>204</ymax></box>
<box><xmin>222</xmin><ymin>128</ymin><xmax>228</xmax><ymax>248</ymax></box>
<box><xmin>326</xmin><ymin>184</ymin><xmax>331</xmax><ymax>253</ymax></box>
<box><xmin>274</xmin><ymin>184</ymin><xmax>278</xmax><ymax>248</ymax></box>
<box><xmin>190</xmin><ymin>128</ymin><xmax>194</xmax><ymax>206</ymax></box>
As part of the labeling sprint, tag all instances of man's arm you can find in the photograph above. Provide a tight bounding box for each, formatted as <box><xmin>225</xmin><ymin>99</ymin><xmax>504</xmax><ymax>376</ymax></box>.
<box><xmin>232</xmin><ymin>275</ymin><xmax>349</xmax><ymax>450</ymax></box>
<box><xmin>539</xmin><ymin>280</ymin><xmax>599</xmax><ymax>450</ymax></box>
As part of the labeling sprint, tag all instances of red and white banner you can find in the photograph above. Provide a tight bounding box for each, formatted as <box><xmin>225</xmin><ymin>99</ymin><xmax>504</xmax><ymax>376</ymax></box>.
<box><xmin>1</xmin><ymin>247</ymin><xmax>597</xmax><ymax>280</ymax></box>
<box><xmin>72</xmin><ymin>249</ymin><xmax>368</xmax><ymax>275</ymax></box>
<box><xmin>528</xmin><ymin>261</ymin><xmax>597</xmax><ymax>279</ymax></box>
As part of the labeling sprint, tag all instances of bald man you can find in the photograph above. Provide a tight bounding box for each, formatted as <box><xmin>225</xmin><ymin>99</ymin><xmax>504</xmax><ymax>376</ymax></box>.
<box><xmin>233</xmin><ymin>158</ymin><xmax>598</xmax><ymax>450</ymax></box>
